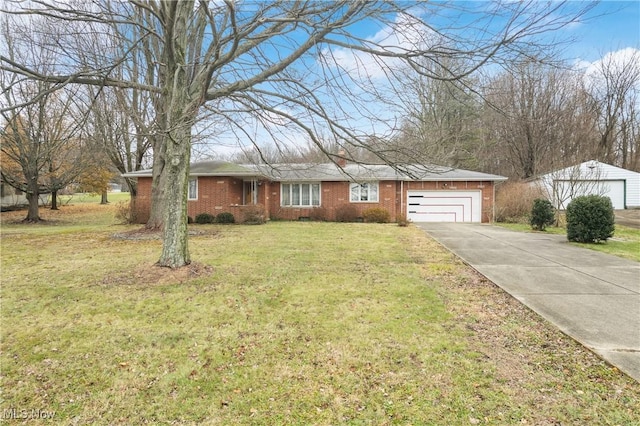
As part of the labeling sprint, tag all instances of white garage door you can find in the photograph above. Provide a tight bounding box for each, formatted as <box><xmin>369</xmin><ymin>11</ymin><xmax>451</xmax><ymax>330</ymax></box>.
<box><xmin>554</xmin><ymin>180</ymin><xmax>626</xmax><ymax>210</ymax></box>
<box><xmin>407</xmin><ymin>190</ymin><xmax>482</xmax><ymax>223</ymax></box>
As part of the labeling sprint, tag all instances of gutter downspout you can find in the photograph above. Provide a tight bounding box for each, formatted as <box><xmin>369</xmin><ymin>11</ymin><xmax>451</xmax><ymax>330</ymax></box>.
<box><xmin>401</xmin><ymin>180</ymin><xmax>404</xmax><ymax>219</ymax></box>
<box><xmin>492</xmin><ymin>181</ymin><xmax>498</xmax><ymax>223</ymax></box>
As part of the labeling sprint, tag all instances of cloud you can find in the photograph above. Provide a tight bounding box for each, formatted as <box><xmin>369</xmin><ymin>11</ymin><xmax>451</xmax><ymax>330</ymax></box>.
<box><xmin>582</xmin><ymin>47</ymin><xmax>640</xmax><ymax>73</ymax></box>
<box><xmin>580</xmin><ymin>47</ymin><xmax>640</xmax><ymax>90</ymax></box>
<box><xmin>320</xmin><ymin>10</ymin><xmax>438</xmax><ymax>82</ymax></box>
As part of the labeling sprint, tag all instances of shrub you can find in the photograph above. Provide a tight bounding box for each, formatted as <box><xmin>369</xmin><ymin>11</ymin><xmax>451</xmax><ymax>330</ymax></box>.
<box><xmin>495</xmin><ymin>181</ymin><xmax>544</xmax><ymax>223</ymax></box>
<box><xmin>396</xmin><ymin>216</ymin><xmax>410</xmax><ymax>227</ymax></box>
<box><xmin>216</xmin><ymin>212</ymin><xmax>235</xmax><ymax>224</ymax></box>
<box><xmin>114</xmin><ymin>200</ymin><xmax>137</xmax><ymax>224</ymax></box>
<box><xmin>530</xmin><ymin>198</ymin><xmax>555</xmax><ymax>231</ymax></box>
<box><xmin>362</xmin><ymin>207</ymin><xmax>391</xmax><ymax>223</ymax></box>
<box><xmin>309</xmin><ymin>207</ymin><xmax>328</xmax><ymax>221</ymax></box>
<box><xmin>566</xmin><ymin>195</ymin><xmax>615</xmax><ymax>243</ymax></box>
<box><xmin>195</xmin><ymin>213</ymin><xmax>215</xmax><ymax>224</ymax></box>
<box><xmin>335</xmin><ymin>204</ymin><xmax>359</xmax><ymax>222</ymax></box>
<box><xmin>241</xmin><ymin>205</ymin><xmax>266</xmax><ymax>225</ymax></box>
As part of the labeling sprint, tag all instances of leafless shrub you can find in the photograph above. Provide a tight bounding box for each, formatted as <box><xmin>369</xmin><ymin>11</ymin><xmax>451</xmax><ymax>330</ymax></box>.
<box><xmin>335</xmin><ymin>204</ymin><xmax>359</xmax><ymax>222</ymax></box>
<box><xmin>240</xmin><ymin>204</ymin><xmax>266</xmax><ymax>225</ymax></box>
<box><xmin>495</xmin><ymin>182</ymin><xmax>544</xmax><ymax>223</ymax></box>
<box><xmin>309</xmin><ymin>207</ymin><xmax>328</xmax><ymax>221</ymax></box>
<box><xmin>114</xmin><ymin>200</ymin><xmax>137</xmax><ymax>224</ymax></box>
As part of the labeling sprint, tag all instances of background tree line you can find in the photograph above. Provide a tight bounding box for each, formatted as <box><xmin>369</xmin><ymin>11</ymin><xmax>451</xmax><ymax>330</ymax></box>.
<box><xmin>247</xmin><ymin>49</ymin><xmax>639</xmax><ymax>181</ymax></box>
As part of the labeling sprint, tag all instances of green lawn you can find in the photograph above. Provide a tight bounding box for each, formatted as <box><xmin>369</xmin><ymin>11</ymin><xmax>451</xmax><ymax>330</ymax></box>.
<box><xmin>497</xmin><ymin>222</ymin><xmax>640</xmax><ymax>262</ymax></box>
<box><xmin>2</xmin><ymin>203</ymin><xmax>639</xmax><ymax>424</ymax></box>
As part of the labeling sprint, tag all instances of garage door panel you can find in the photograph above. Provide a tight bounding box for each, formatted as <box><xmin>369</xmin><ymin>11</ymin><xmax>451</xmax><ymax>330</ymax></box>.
<box><xmin>554</xmin><ymin>180</ymin><xmax>625</xmax><ymax>210</ymax></box>
<box><xmin>407</xmin><ymin>191</ymin><xmax>481</xmax><ymax>223</ymax></box>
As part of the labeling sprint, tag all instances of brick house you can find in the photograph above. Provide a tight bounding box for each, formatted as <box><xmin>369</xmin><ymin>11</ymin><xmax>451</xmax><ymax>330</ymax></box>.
<box><xmin>124</xmin><ymin>160</ymin><xmax>507</xmax><ymax>223</ymax></box>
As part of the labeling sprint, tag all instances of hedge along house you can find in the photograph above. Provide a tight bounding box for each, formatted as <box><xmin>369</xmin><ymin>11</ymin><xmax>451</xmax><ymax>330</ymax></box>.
<box><xmin>123</xmin><ymin>160</ymin><xmax>508</xmax><ymax>224</ymax></box>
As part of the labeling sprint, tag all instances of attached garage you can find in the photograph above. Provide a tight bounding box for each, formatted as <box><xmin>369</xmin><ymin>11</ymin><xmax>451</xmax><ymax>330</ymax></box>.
<box><xmin>407</xmin><ymin>190</ymin><xmax>482</xmax><ymax>223</ymax></box>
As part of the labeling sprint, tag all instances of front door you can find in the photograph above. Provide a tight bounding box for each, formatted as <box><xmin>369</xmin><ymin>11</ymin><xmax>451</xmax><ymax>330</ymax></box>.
<box><xmin>244</xmin><ymin>180</ymin><xmax>258</xmax><ymax>205</ymax></box>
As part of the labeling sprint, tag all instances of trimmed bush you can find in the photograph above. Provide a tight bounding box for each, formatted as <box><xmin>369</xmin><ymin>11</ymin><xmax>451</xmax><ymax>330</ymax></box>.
<box><xmin>195</xmin><ymin>213</ymin><xmax>215</xmax><ymax>224</ymax></box>
<box><xmin>530</xmin><ymin>198</ymin><xmax>555</xmax><ymax>231</ymax></box>
<box><xmin>335</xmin><ymin>204</ymin><xmax>359</xmax><ymax>222</ymax></box>
<box><xmin>216</xmin><ymin>212</ymin><xmax>235</xmax><ymax>224</ymax></box>
<box><xmin>362</xmin><ymin>207</ymin><xmax>391</xmax><ymax>223</ymax></box>
<box><xmin>566</xmin><ymin>195</ymin><xmax>615</xmax><ymax>243</ymax></box>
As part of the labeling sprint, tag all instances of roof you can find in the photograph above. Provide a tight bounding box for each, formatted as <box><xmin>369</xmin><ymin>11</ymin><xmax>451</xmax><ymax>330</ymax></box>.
<box><xmin>122</xmin><ymin>160</ymin><xmax>259</xmax><ymax>178</ymax></box>
<box><xmin>534</xmin><ymin>160</ymin><xmax>640</xmax><ymax>181</ymax></box>
<box><xmin>123</xmin><ymin>160</ymin><xmax>507</xmax><ymax>182</ymax></box>
<box><xmin>249</xmin><ymin>163</ymin><xmax>506</xmax><ymax>182</ymax></box>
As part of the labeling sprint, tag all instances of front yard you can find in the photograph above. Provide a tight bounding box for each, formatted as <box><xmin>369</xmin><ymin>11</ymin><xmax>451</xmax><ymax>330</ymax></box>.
<box><xmin>497</xmin><ymin>222</ymin><xmax>640</xmax><ymax>262</ymax></box>
<box><xmin>1</xmin><ymin>201</ymin><xmax>638</xmax><ymax>424</ymax></box>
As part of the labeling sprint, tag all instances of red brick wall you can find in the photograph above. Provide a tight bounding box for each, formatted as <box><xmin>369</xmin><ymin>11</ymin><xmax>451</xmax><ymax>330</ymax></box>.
<box><xmin>133</xmin><ymin>177</ymin><xmax>495</xmax><ymax>223</ymax></box>
<box><xmin>133</xmin><ymin>176</ymin><xmax>268</xmax><ymax>224</ymax></box>
<box><xmin>187</xmin><ymin>176</ymin><xmax>244</xmax><ymax>218</ymax></box>
<box><xmin>266</xmin><ymin>180</ymin><xmax>399</xmax><ymax>221</ymax></box>
<box><xmin>134</xmin><ymin>177</ymin><xmax>152</xmax><ymax>223</ymax></box>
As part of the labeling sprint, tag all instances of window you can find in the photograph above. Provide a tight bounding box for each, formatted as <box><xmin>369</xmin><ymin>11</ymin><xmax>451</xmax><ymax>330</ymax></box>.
<box><xmin>188</xmin><ymin>177</ymin><xmax>198</xmax><ymax>200</ymax></box>
<box><xmin>350</xmin><ymin>182</ymin><xmax>379</xmax><ymax>202</ymax></box>
<box><xmin>281</xmin><ymin>183</ymin><xmax>321</xmax><ymax>207</ymax></box>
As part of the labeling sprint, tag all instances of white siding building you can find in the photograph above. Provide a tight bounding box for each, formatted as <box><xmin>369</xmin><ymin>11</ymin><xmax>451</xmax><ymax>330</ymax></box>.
<box><xmin>534</xmin><ymin>161</ymin><xmax>640</xmax><ymax>210</ymax></box>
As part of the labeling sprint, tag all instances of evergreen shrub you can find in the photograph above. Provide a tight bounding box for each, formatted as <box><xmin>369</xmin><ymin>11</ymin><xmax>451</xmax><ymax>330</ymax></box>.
<box><xmin>216</xmin><ymin>212</ymin><xmax>236</xmax><ymax>224</ymax></box>
<box><xmin>566</xmin><ymin>195</ymin><xmax>615</xmax><ymax>243</ymax></box>
<box><xmin>195</xmin><ymin>213</ymin><xmax>215</xmax><ymax>224</ymax></box>
<box><xmin>530</xmin><ymin>198</ymin><xmax>555</xmax><ymax>231</ymax></box>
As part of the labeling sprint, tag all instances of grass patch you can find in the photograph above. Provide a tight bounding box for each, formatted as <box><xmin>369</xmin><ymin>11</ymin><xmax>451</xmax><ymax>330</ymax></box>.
<box><xmin>2</xmin><ymin>204</ymin><xmax>639</xmax><ymax>424</ymax></box>
<box><xmin>496</xmin><ymin>222</ymin><xmax>640</xmax><ymax>262</ymax></box>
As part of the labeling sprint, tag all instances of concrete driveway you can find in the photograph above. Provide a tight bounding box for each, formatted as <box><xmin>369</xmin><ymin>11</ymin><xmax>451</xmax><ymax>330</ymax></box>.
<box><xmin>416</xmin><ymin>223</ymin><xmax>640</xmax><ymax>382</ymax></box>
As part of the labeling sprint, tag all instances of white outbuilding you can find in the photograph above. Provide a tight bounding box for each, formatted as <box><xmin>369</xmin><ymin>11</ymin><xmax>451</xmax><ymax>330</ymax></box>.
<box><xmin>533</xmin><ymin>161</ymin><xmax>640</xmax><ymax>210</ymax></box>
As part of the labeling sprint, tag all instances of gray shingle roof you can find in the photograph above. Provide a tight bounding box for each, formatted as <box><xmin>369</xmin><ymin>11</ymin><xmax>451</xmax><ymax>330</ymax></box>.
<box><xmin>246</xmin><ymin>163</ymin><xmax>506</xmax><ymax>182</ymax></box>
<box><xmin>123</xmin><ymin>161</ymin><xmax>507</xmax><ymax>182</ymax></box>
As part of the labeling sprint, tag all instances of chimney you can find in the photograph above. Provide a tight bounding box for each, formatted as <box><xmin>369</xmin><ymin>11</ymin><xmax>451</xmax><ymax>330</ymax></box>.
<box><xmin>337</xmin><ymin>149</ymin><xmax>347</xmax><ymax>168</ymax></box>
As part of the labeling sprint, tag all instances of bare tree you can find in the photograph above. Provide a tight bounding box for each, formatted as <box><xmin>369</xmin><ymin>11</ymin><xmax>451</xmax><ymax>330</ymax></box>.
<box><xmin>585</xmin><ymin>48</ymin><xmax>640</xmax><ymax>170</ymax></box>
<box><xmin>1</xmin><ymin>1</ymin><xmax>595</xmax><ymax>268</ymax></box>
<box><xmin>0</xmin><ymin>16</ymin><xmax>91</xmax><ymax>220</ymax></box>
<box><xmin>482</xmin><ymin>61</ymin><xmax>598</xmax><ymax>179</ymax></box>
<box><xmin>391</xmin><ymin>55</ymin><xmax>482</xmax><ymax>168</ymax></box>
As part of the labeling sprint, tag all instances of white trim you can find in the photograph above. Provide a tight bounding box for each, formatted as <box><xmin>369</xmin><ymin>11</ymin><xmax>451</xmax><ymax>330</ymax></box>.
<box><xmin>407</xmin><ymin>190</ymin><xmax>482</xmax><ymax>223</ymax></box>
<box><xmin>188</xmin><ymin>177</ymin><xmax>198</xmax><ymax>200</ymax></box>
<box><xmin>349</xmin><ymin>182</ymin><xmax>379</xmax><ymax>203</ymax></box>
<box><xmin>280</xmin><ymin>182</ymin><xmax>321</xmax><ymax>207</ymax></box>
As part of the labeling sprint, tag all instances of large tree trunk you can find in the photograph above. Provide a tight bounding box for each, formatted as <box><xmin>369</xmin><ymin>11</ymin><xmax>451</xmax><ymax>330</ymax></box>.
<box><xmin>24</xmin><ymin>179</ymin><xmax>41</xmax><ymax>222</ymax></box>
<box><xmin>157</xmin><ymin>125</ymin><xmax>192</xmax><ymax>268</ymax></box>
<box><xmin>154</xmin><ymin>1</ymin><xmax>196</xmax><ymax>268</ymax></box>
<box><xmin>50</xmin><ymin>190</ymin><xmax>58</xmax><ymax>210</ymax></box>
<box><xmin>146</xmin><ymin>145</ymin><xmax>166</xmax><ymax>229</ymax></box>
